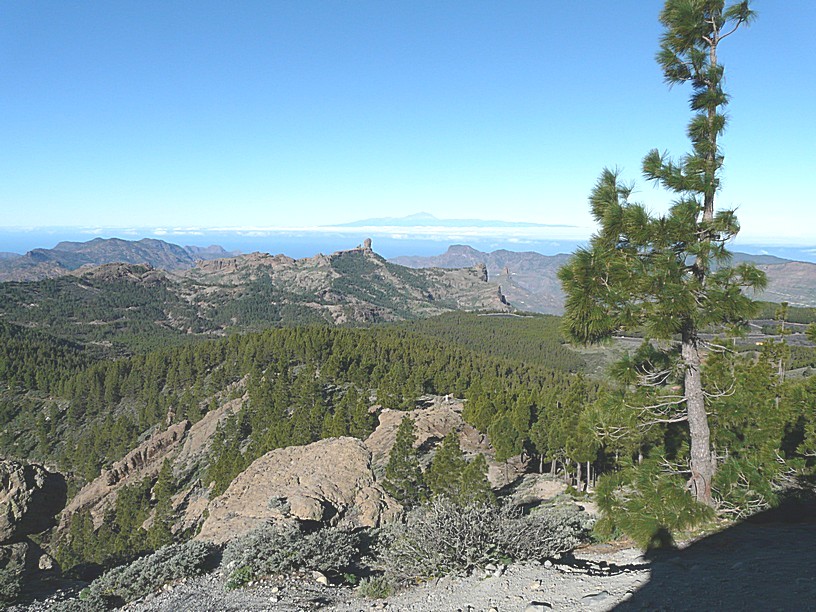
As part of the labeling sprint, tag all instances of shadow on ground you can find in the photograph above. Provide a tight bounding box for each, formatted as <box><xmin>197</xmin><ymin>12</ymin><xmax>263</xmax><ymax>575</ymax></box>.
<box><xmin>615</xmin><ymin>485</ymin><xmax>816</xmax><ymax>611</ymax></box>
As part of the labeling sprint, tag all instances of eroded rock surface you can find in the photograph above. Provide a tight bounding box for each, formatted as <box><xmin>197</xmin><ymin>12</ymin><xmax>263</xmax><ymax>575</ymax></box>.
<box><xmin>0</xmin><ymin>460</ymin><xmax>67</xmax><ymax>544</ymax></box>
<box><xmin>58</xmin><ymin>420</ymin><xmax>190</xmax><ymax>534</ymax></box>
<box><xmin>196</xmin><ymin>437</ymin><xmax>400</xmax><ymax>545</ymax></box>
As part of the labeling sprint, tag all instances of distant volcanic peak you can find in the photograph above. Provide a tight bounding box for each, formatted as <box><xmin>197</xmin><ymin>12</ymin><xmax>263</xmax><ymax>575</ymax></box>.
<box><xmin>447</xmin><ymin>244</ymin><xmax>484</xmax><ymax>254</ymax></box>
<box><xmin>403</xmin><ymin>212</ymin><xmax>438</xmax><ymax>220</ymax></box>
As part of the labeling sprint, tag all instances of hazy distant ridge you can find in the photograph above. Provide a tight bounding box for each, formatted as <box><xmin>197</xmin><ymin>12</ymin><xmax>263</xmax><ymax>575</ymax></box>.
<box><xmin>392</xmin><ymin>245</ymin><xmax>570</xmax><ymax>314</ymax></box>
<box><xmin>392</xmin><ymin>245</ymin><xmax>816</xmax><ymax>312</ymax></box>
<box><xmin>0</xmin><ymin>238</ymin><xmax>237</xmax><ymax>282</ymax></box>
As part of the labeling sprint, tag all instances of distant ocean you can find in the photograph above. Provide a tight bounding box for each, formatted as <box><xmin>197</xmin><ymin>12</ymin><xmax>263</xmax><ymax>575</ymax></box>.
<box><xmin>0</xmin><ymin>228</ymin><xmax>814</xmax><ymax>264</ymax></box>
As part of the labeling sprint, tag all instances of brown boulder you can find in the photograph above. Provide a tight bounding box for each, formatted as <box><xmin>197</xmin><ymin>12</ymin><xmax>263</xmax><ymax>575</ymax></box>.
<box><xmin>0</xmin><ymin>460</ymin><xmax>66</xmax><ymax>544</ymax></box>
<box><xmin>196</xmin><ymin>437</ymin><xmax>400</xmax><ymax>545</ymax></box>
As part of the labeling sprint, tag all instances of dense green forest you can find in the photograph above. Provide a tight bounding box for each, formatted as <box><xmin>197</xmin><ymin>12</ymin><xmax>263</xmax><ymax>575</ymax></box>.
<box><xmin>0</xmin><ymin>318</ymin><xmax>594</xmax><ymax>484</ymax></box>
<box><xmin>0</xmin><ymin>313</ymin><xmax>602</xmax><ymax>570</ymax></box>
<box><xmin>0</xmin><ymin>274</ymin><xmax>204</xmax><ymax>354</ymax></box>
<box><xmin>398</xmin><ymin>312</ymin><xmax>584</xmax><ymax>372</ymax></box>
<box><xmin>1</xmin><ymin>295</ymin><xmax>814</xmax><ymax>569</ymax></box>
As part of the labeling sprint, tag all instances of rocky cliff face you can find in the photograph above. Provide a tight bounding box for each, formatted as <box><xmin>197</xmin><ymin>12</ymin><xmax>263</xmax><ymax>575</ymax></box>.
<box><xmin>392</xmin><ymin>246</ymin><xmax>570</xmax><ymax>314</ymax></box>
<box><xmin>0</xmin><ymin>461</ymin><xmax>66</xmax><ymax>544</ymax></box>
<box><xmin>0</xmin><ymin>460</ymin><xmax>66</xmax><ymax>576</ymax></box>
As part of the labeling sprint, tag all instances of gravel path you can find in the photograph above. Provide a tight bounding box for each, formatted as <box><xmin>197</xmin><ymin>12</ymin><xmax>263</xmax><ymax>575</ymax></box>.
<box><xmin>110</xmin><ymin>546</ymin><xmax>649</xmax><ymax>612</ymax></box>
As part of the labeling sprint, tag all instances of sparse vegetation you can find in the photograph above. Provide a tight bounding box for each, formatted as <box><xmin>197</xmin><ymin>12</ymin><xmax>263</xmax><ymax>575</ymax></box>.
<box><xmin>357</xmin><ymin>575</ymin><xmax>394</xmax><ymax>599</ymax></box>
<box><xmin>376</xmin><ymin>496</ymin><xmax>592</xmax><ymax>584</ymax></box>
<box><xmin>74</xmin><ymin>541</ymin><xmax>218</xmax><ymax>607</ymax></box>
<box><xmin>222</xmin><ymin>523</ymin><xmax>362</xmax><ymax>588</ymax></box>
<box><xmin>0</xmin><ymin>563</ymin><xmax>23</xmax><ymax>607</ymax></box>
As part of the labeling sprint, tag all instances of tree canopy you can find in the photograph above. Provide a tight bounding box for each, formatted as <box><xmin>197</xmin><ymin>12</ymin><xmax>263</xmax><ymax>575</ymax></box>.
<box><xmin>559</xmin><ymin>0</ymin><xmax>762</xmax><ymax>505</ymax></box>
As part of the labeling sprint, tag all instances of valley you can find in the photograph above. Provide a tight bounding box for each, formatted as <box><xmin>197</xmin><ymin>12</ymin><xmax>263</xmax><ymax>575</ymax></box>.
<box><xmin>0</xmin><ymin>235</ymin><xmax>814</xmax><ymax>611</ymax></box>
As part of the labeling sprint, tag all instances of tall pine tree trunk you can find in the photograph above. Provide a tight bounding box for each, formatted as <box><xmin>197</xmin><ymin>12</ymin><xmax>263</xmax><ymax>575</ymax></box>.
<box><xmin>682</xmin><ymin>331</ymin><xmax>715</xmax><ymax>505</ymax></box>
<box><xmin>576</xmin><ymin>459</ymin><xmax>582</xmax><ymax>492</ymax></box>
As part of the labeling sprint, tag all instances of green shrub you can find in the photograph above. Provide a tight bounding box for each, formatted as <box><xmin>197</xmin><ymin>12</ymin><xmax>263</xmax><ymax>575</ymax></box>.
<box><xmin>357</xmin><ymin>575</ymin><xmax>394</xmax><ymax>599</ymax></box>
<box><xmin>222</xmin><ymin>523</ymin><xmax>362</xmax><ymax>587</ymax></box>
<box><xmin>594</xmin><ymin>460</ymin><xmax>715</xmax><ymax>549</ymax></box>
<box><xmin>493</xmin><ymin>498</ymin><xmax>594</xmax><ymax>562</ymax></box>
<box><xmin>376</xmin><ymin>496</ymin><xmax>591</xmax><ymax>583</ymax></box>
<box><xmin>79</xmin><ymin>540</ymin><xmax>218</xmax><ymax>606</ymax></box>
<box><xmin>225</xmin><ymin>565</ymin><xmax>254</xmax><ymax>591</ymax></box>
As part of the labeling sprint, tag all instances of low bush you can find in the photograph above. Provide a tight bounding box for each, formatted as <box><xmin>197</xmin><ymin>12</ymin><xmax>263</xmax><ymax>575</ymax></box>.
<box><xmin>222</xmin><ymin>523</ymin><xmax>362</xmax><ymax>588</ymax></box>
<box><xmin>74</xmin><ymin>540</ymin><xmax>218</xmax><ymax>607</ymax></box>
<box><xmin>375</xmin><ymin>496</ymin><xmax>592</xmax><ymax>583</ymax></box>
<box><xmin>357</xmin><ymin>575</ymin><xmax>394</xmax><ymax>599</ymax></box>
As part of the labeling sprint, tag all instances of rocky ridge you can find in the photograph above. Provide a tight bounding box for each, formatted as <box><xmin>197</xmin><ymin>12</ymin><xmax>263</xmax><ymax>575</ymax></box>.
<box><xmin>179</xmin><ymin>244</ymin><xmax>509</xmax><ymax>324</ymax></box>
<box><xmin>0</xmin><ymin>241</ymin><xmax>510</xmax><ymax>338</ymax></box>
<box><xmin>0</xmin><ymin>238</ymin><xmax>237</xmax><ymax>282</ymax></box>
<box><xmin>56</xmin><ymin>395</ymin><xmax>531</xmax><ymax>555</ymax></box>
<box><xmin>393</xmin><ymin>244</ymin><xmax>816</xmax><ymax>312</ymax></box>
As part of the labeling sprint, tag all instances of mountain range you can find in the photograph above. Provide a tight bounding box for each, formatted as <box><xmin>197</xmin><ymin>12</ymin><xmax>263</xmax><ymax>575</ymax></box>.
<box><xmin>0</xmin><ymin>238</ymin><xmax>238</xmax><ymax>282</ymax></box>
<box><xmin>0</xmin><ymin>241</ymin><xmax>507</xmax><ymax>353</ymax></box>
<box><xmin>392</xmin><ymin>244</ymin><xmax>816</xmax><ymax>312</ymax></box>
<box><xmin>1</xmin><ymin>237</ymin><xmax>814</xmax><ymax>322</ymax></box>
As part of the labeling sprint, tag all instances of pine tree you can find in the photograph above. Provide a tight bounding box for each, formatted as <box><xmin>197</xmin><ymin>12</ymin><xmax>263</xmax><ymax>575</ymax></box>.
<box><xmin>148</xmin><ymin>459</ymin><xmax>176</xmax><ymax>549</ymax></box>
<box><xmin>425</xmin><ymin>433</ymin><xmax>494</xmax><ymax>505</ymax></box>
<box><xmin>383</xmin><ymin>416</ymin><xmax>426</xmax><ymax>507</ymax></box>
<box><xmin>425</xmin><ymin>432</ymin><xmax>467</xmax><ymax>499</ymax></box>
<box><xmin>558</xmin><ymin>0</ymin><xmax>764</xmax><ymax>505</ymax></box>
<box><xmin>459</xmin><ymin>453</ymin><xmax>494</xmax><ymax>505</ymax></box>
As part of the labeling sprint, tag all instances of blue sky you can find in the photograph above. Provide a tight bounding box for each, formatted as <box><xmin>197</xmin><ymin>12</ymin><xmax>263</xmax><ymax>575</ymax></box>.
<box><xmin>1</xmin><ymin>0</ymin><xmax>814</xmax><ymax>247</ymax></box>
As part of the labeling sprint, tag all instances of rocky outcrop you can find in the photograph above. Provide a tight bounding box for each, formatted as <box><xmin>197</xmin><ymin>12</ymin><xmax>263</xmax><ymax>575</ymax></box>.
<box><xmin>364</xmin><ymin>397</ymin><xmax>527</xmax><ymax>489</ymax></box>
<box><xmin>185</xmin><ymin>246</ymin><xmax>510</xmax><ymax>322</ymax></box>
<box><xmin>0</xmin><ymin>460</ymin><xmax>66</xmax><ymax>544</ymax></box>
<box><xmin>196</xmin><ymin>437</ymin><xmax>400</xmax><ymax>545</ymax></box>
<box><xmin>59</xmin><ymin>420</ymin><xmax>190</xmax><ymax>533</ymax></box>
<box><xmin>392</xmin><ymin>245</ymin><xmax>570</xmax><ymax>314</ymax></box>
<box><xmin>71</xmin><ymin>262</ymin><xmax>167</xmax><ymax>285</ymax></box>
<box><xmin>102</xmin><ymin>420</ymin><xmax>190</xmax><ymax>487</ymax></box>
<box><xmin>173</xmin><ymin>397</ymin><xmax>244</xmax><ymax>481</ymax></box>
<box><xmin>0</xmin><ymin>460</ymin><xmax>65</xmax><ymax>576</ymax></box>
<box><xmin>189</xmin><ymin>252</ymin><xmax>296</xmax><ymax>280</ymax></box>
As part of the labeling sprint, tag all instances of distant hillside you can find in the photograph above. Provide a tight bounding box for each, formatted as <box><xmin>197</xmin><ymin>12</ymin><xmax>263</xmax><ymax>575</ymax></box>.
<box><xmin>0</xmin><ymin>244</ymin><xmax>508</xmax><ymax>353</ymax></box>
<box><xmin>393</xmin><ymin>245</ymin><xmax>816</xmax><ymax>313</ymax></box>
<box><xmin>0</xmin><ymin>237</ymin><xmax>237</xmax><ymax>282</ymax></box>
<box><xmin>392</xmin><ymin>245</ymin><xmax>569</xmax><ymax>314</ymax></box>
<box><xmin>753</xmin><ymin>260</ymin><xmax>816</xmax><ymax>307</ymax></box>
